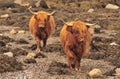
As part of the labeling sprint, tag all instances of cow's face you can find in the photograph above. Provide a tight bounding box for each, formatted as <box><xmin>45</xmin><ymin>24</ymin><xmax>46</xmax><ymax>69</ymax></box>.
<box><xmin>66</xmin><ymin>22</ymin><xmax>92</xmax><ymax>43</ymax></box>
<box><xmin>66</xmin><ymin>25</ymin><xmax>85</xmax><ymax>43</ymax></box>
<box><xmin>34</xmin><ymin>13</ymin><xmax>50</xmax><ymax>28</ymax></box>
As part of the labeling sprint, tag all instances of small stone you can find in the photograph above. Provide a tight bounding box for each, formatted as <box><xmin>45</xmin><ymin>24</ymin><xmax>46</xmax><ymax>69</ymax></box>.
<box><xmin>114</xmin><ymin>68</ymin><xmax>120</xmax><ymax>77</ymax></box>
<box><xmin>3</xmin><ymin>52</ymin><xmax>13</xmax><ymax>57</ymax></box>
<box><xmin>88</xmin><ymin>68</ymin><xmax>102</xmax><ymax>78</ymax></box>
<box><xmin>0</xmin><ymin>33</ymin><xmax>3</xmax><ymax>36</ymax></box>
<box><xmin>105</xmin><ymin>4</ymin><xmax>119</xmax><ymax>9</ymax></box>
<box><xmin>10</xmin><ymin>29</ymin><xmax>17</xmax><ymax>34</ymax></box>
<box><xmin>88</xmin><ymin>9</ymin><xmax>94</xmax><ymax>13</ymax></box>
<box><xmin>110</xmin><ymin>42</ymin><xmax>118</xmax><ymax>46</ymax></box>
<box><xmin>0</xmin><ymin>14</ymin><xmax>9</xmax><ymax>18</ymax></box>
<box><xmin>26</xmin><ymin>53</ymin><xmax>36</xmax><ymax>59</ymax></box>
<box><xmin>14</xmin><ymin>0</ymin><xmax>22</xmax><ymax>5</ymax></box>
<box><xmin>18</xmin><ymin>30</ymin><xmax>25</xmax><ymax>34</ymax></box>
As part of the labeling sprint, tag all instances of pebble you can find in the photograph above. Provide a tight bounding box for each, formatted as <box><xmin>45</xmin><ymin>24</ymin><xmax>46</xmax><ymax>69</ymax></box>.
<box><xmin>110</xmin><ymin>42</ymin><xmax>118</xmax><ymax>46</ymax></box>
<box><xmin>88</xmin><ymin>68</ymin><xmax>102</xmax><ymax>78</ymax></box>
<box><xmin>105</xmin><ymin>4</ymin><xmax>119</xmax><ymax>9</ymax></box>
<box><xmin>114</xmin><ymin>68</ymin><xmax>120</xmax><ymax>77</ymax></box>
<box><xmin>26</xmin><ymin>53</ymin><xmax>36</xmax><ymax>59</ymax></box>
<box><xmin>10</xmin><ymin>29</ymin><xmax>17</xmax><ymax>34</ymax></box>
<box><xmin>88</xmin><ymin>9</ymin><xmax>94</xmax><ymax>13</ymax></box>
<box><xmin>3</xmin><ymin>52</ymin><xmax>13</xmax><ymax>57</ymax></box>
<box><xmin>0</xmin><ymin>14</ymin><xmax>9</xmax><ymax>18</ymax></box>
<box><xmin>18</xmin><ymin>30</ymin><xmax>25</xmax><ymax>34</ymax></box>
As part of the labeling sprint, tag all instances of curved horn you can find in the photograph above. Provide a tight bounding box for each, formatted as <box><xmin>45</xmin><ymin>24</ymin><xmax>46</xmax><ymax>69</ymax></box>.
<box><xmin>48</xmin><ymin>11</ymin><xmax>56</xmax><ymax>15</ymax></box>
<box><xmin>86</xmin><ymin>23</ymin><xmax>96</xmax><ymax>26</ymax></box>
<box><xmin>28</xmin><ymin>6</ymin><xmax>37</xmax><ymax>15</ymax></box>
<box><xmin>65</xmin><ymin>22</ymin><xmax>73</xmax><ymax>26</ymax></box>
<box><xmin>60</xmin><ymin>19</ymin><xmax>66</xmax><ymax>24</ymax></box>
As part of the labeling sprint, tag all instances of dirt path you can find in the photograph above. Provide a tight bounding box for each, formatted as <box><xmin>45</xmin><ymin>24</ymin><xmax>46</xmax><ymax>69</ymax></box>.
<box><xmin>0</xmin><ymin>26</ymin><xmax>119</xmax><ymax>79</ymax></box>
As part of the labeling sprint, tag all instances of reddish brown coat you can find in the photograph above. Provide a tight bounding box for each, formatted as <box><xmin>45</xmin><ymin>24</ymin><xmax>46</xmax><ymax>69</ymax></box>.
<box><xmin>29</xmin><ymin>11</ymin><xmax>56</xmax><ymax>52</ymax></box>
<box><xmin>60</xmin><ymin>21</ymin><xmax>92</xmax><ymax>71</ymax></box>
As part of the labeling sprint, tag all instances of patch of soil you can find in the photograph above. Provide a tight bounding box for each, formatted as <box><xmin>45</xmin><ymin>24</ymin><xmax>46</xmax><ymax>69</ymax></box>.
<box><xmin>0</xmin><ymin>41</ymin><xmax>6</xmax><ymax>47</ymax></box>
<box><xmin>0</xmin><ymin>36</ymin><xmax>15</xmax><ymax>43</ymax></box>
<box><xmin>24</xmin><ymin>59</ymin><xmax>36</xmax><ymax>64</ymax></box>
<box><xmin>0</xmin><ymin>47</ymin><xmax>11</xmax><ymax>53</ymax></box>
<box><xmin>16</xmin><ymin>38</ymin><xmax>29</xmax><ymax>44</ymax></box>
<box><xmin>43</xmin><ymin>43</ymin><xmax>64</xmax><ymax>53</ymax></box>
<box><xmin>29</xmin><ymin>44</ymin><xmax>37</xmax><ymax>50</ymax></box>
<box><xmin>11</xmin><ymin>48</ymin><xmax>28</xmax><ymax>56</ymax></box>
<box><xmin>0</xmin><ymin>55</ymin><xmax>24</xmax><ymax>73</ymax></box>
<box><xmin>88</xmin><ymin>32</ymin><xmax>120</xmax><ymax>67</ymax></box>
<box><xmin>0</xmin><ymin>0</ymin><xmax>120</xmax><ymax>78</ymax></box>
<box><xmin>47</xmin><ymin>61</ymin><xmax>74</xmax><ymax>75</ymax></box>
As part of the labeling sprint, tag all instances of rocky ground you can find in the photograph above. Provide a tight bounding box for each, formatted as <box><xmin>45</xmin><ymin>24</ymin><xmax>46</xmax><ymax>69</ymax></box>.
<box><xmin>0</xmin><ymin>0</ymin><xmax>120</xmax><ymax>79</ymax></box>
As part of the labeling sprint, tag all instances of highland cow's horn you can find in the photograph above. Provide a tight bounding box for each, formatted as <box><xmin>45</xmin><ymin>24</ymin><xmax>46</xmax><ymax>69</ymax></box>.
<box><xmin>28</xmin><ymin>6</ymin><xmax>37</xmax><ymax>15</ymax></box>
<box><xmin>60</xmin><ymin>19</ymin><xmax>73</xmax><ymax>26</ymax></box>
<box><xmin>60</xmin><ymin>19</ymin><xmax>66</xmax><ymax>24</ymax></box>
<box><xmin>65</xmin><ymin>22</ymin><xmax>73</xmax><ymax>26</ymax></box>
<box><xmin>48</xmin><ymin>11</ymin><xmax>56</xmax><ymax>15</ymax></box>
<box><xmin>65</xmin><ymin>22</ymin><xmax>75</xmax><ymax>27</ymax></box>
<box><xmin>86</xmin><ymin>23</ymin><xmax>96</xmax><ymax>26</ymax></box>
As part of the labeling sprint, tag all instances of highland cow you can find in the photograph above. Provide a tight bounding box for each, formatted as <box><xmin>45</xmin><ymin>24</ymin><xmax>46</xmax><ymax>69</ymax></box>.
<box><xmin>60</xmin><ymin>21</ymin><xmax>93</xmax><ymax>71</ymax></box>
<box><xmin>29</xmin><ymin>7</ymin><xmax>56</xmax><ymax>53</ymax></box>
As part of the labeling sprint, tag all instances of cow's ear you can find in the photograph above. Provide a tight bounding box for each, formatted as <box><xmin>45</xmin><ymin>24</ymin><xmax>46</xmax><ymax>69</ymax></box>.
<box><xmin>34</xmin><ymin>14</ymin><xmax>38</xmax><ymax>20</ymax></box>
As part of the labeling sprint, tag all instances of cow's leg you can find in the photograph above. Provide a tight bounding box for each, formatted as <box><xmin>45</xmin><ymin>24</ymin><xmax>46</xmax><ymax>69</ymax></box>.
<box><xmin>68</xmin><ymin>56</ymin><xmax>75</xmax><ymax>70</ymax></box>
<box><xmin>67</xmin><ymin>56</ymin><xmax>72</xmax><ymax>69</ymax></box>
<box><xmin>35</xmin><ymin>36</ymin><xmax>41</xmax><ymax>53</ymax></box>
<box><xmin>43</xmin><ymin>38</ymin><xmax>47</xmax><ymax>47</ymax></box>
<box><xmin>75</xmin><ymin>58</ymin><xmax>81</xmax><ymax>71</ymax></box>
<box><xmin>66</xmin><ymin>51</ymin><xmax>76</xmax><ymax>70</ymax></box>
<box><xmin>65</xmin><ymin>44</ymin><xmax>75</xmax><ymax>69</ymax></box>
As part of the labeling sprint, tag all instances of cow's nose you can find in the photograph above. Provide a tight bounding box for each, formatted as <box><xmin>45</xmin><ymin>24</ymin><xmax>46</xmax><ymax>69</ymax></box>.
<box><xmin>75</xmin><ymin>68</ymin><xmax>79</xmax><ymax>71</ymax></box>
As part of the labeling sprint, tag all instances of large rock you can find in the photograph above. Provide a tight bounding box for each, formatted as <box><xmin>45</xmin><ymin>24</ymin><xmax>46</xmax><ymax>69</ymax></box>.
<box><xmin>105</xmin><ymin>4</ymin><xmax>119</xmax><ymax>9</ymax></box>
<box><xmin>14</xmin><ymin>0</ymin><xmax>22</xmax><ymax>5</ymax></box>
<box><xmin>0</xmin><ymin>14</ymin><xmax>9</xmax><ymax>18</ymax></box>
<box><xmin>35</xmin><ymin>0</ymin><xmax>50</xmax><ymax>8</ymax></box>
<box><xmin>3</xmin><ymin>52</ymin><xmax>13</xmax><ymax>57</ymax></box>
<box><xmin>14</xmin><ymin>0</ymin><xmax>35</xmax><ymax>7</ymax></box>
<box><xmin>10</xmin><ymin>29</ymin><xmax>17</xmax><ymax>34</ymax></box>
<box><xmin>14</xmin><ymin>0</ymin><xmax>29</xmax><ymax>6</ymax></box>
<box><xmin>18</xmin><ymin>30</ymin><xmax>25</xmax><ymax>34</ymax></box>
<box><xmin>115</xmin><ymin>68</ymin><xmax>120</xmax><ymax>77</ymax></box>
<box><xmin>26</xmin><ymin>52</ymin><xmax>36</xmax><ymax>59</ymax></box>
<box><xmin>88</xmin><ymin>68</ymin><xmax>102</xmax><ymax>78</ymax></box>
<box><xmin>88</xmin><ymin>9</ymin><xmax>94</xmax><ymax>13</ymax></box>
